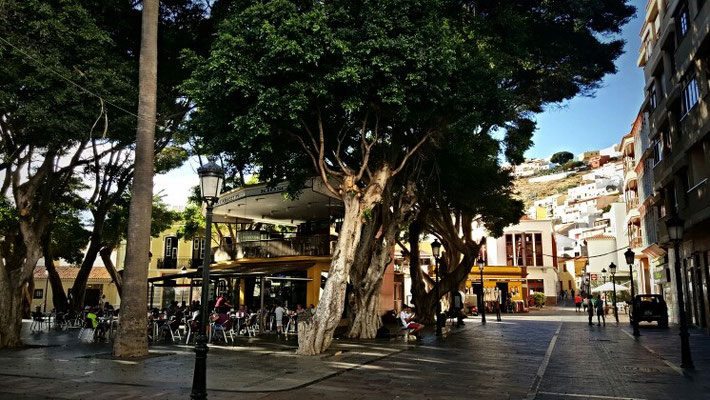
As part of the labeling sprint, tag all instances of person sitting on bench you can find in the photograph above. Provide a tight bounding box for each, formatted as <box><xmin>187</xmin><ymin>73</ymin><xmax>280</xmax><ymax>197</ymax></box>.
<box><xmin>400</xmin><ymin>306</ymin><xmax>424</xmax><ymax>338</ymax></box>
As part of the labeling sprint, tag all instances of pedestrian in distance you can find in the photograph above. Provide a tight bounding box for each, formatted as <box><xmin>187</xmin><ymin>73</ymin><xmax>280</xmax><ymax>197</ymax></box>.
<box><xmin>494</xmin><ymin>287</ymin><xmax>502</xmax><ymax>321</ymax></box>
<box><xmin>595</xmin><ymin>294</ymin><xmax>605</xmax><ymax>326</ymax></box>
<box><xmin>583</xmin><ymin>296</ymin><xmax>588</xmax><ymax>312</ymax></box>
<box><xmin>587</xmin><ymin>295</ymin><xmax>594</xmax><ymax>326</ymax></box>
<box><xmin>574</xmin><ymin>293</ymin><xmax>582</xmax><ymax>313</ymax></box>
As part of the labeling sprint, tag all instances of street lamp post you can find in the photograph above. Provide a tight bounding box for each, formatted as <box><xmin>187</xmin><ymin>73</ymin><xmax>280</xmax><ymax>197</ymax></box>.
<box><xmin>609</xmin><ymin>262</ymin><xmax>618</xmax><ymax>324</ymax></box>
<box><xmin>624</xmin><ymin>248</ymin><xmax>640</xmax><ymax>336</ymax></box>
<box><xmin>601</xmin><ymin>268</ymin><xmax>607</xmax><ymax>285</ymax></box>
<box><xmin>43</xmin><ymin>269</ymin><xmax>49</xmax><ymax>313</ymax></box>
<box><xmin>666</xmin><ymin>216</ymin><xmax>694</xmax><ymax>369</ymax></box>
<box><xmin>431</xmin><ymin>239</ymin><xmax>442</xmax><ymax>337</ymax></box>
<box><xmin>191</xmin><ymin>157</ymin><xmax>224</xmax><ymax>399</ymax></box>
<box><xmin>180</xmin><ymin>266</ymin><xmax>188</xmax><ymax>304</ymax></box>
<box><xmin>477</xmin><ymin>258</ymin><xmax>486</xmax><ymax>324</ymax></box>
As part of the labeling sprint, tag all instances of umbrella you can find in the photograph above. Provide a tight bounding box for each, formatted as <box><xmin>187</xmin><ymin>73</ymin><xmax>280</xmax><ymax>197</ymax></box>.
<box><xmin>592</xmin><ymin>282</ymin><xmax>630</xmax><ymax>293</ymax></box>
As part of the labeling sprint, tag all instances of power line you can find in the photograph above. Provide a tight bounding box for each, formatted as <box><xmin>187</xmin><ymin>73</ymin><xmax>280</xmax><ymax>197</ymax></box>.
<box><xmin>0</xmin><ymin>35</ymin><xmax>167</xmax><ymax>130</ymax></box>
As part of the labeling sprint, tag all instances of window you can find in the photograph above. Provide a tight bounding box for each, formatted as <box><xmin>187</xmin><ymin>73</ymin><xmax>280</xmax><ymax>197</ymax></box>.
<box><xmin>164</xmin><ymin>236</ymin><xmax>177</xmax><ymax>258</ymax></box>
<box><xmin>33</xmin><ymin>289</ymin><xmax>44</xmax><ymax>299</ymax></box>
<box><xmin>681</xmin><ymin>74</ymin><xmax>700</xmax><ymax>116</ymax></box>
<box><xmin>648</xmin><ymin>85</ymin><xmax>657</xmax><ymax>111</ymax></box>
<box><xmin>653</xmin><ymin>139</ymin><xmax>664</xmax><ymax>166</ymax></box>
<box><xmin>505</xmin><ymin>234</ymin><xmax>514</xmax><ymax>266</ymax></box>
<box><xmin>515</xmin><ymin>234</ymin><xmax>524</xmax><ymax>266</ymax></box>
<box><xmin>677</xmin><ymin>5</ymin><xmax>690</xmax><ymax>38</ymax></box>
<box><xmin>662</xmin><ymin>130</ymin><xmax>673</xmax><ymax>154</ymax></box>
<box><xmin>535</xmin><ymin>233</ymin><xmax>544</xmax><ymax>266</ymax></box>
<box><xmin>524</xmin><ymin>234</ymin><xmax>534</xmax><ymax>266</ymax></box>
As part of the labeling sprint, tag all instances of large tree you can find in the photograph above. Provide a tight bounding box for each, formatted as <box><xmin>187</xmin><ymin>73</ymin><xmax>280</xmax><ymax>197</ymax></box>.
<box><xmin>0</xmin><ymin>0</ymin><xmax>136</xmax><ymax>347</ymax></box>
<box><xmin>184</xmin><ymin>0</ymin><xmax>634</xmax><ymax>353</ymax></box>
<box><xmin>184</xmin><ymin>0</ymin><xmax>513</xmax><ymax>355</ymax></box>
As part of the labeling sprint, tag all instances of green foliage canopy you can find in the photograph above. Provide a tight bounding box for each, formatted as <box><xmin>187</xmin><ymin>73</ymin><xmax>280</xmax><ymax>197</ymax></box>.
<box><xmin>551</xmin><ymin>151</ymin><xmax>575</xmax><ymax>165</ymax></box>
<box><xmin>184</xmin><ymin>0</ymin><xmax>634</xmax><ymax>200</ymax></box>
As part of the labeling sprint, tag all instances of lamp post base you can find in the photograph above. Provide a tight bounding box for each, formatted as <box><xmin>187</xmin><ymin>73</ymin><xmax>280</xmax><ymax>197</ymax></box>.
<box><xmin>680</xmin><ymin>330</ymin><xmax>694</xmax><ymax>369</ymax></box>
<box><xmin>191</xmin><ymin>335</ymin><xmax>210</xmax><ymax>399</ymax></box>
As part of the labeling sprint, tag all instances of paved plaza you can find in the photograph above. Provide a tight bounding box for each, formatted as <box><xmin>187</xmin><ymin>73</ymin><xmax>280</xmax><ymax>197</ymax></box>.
<box><xmin>1</xmin><ymin>304</ymin><xmax>709</xmax><ymax>399</ymax></box>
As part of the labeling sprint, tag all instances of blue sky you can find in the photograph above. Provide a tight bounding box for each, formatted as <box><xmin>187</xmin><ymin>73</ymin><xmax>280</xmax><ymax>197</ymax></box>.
<box><xmin>528</xmin><ymin>0</ymin><xmax>646</xmax><ymax>160</ymax></box>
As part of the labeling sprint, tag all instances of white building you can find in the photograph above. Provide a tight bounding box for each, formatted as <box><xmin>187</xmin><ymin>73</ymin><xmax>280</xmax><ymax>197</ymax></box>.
<box><xmin>485</xmin><ymin>218</ymin><xmax>560</xmax><ymax>304</ymax></box>
<box><xmin>513</xmin><ymin>159</ymin><xmax>555</xmax><ymax>177</ymax></box>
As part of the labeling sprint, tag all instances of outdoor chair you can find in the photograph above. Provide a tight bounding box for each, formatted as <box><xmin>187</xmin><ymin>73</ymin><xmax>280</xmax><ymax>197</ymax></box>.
<box><xmin>397</xmin><ymin>316</ymin><xmax>415</xmax><ymax>341</ymax></box>
<box><xmin>30</xmin><ymin>311</ymin><xmax>45</xmax><ymax>333</ymax></box>
<box><xmin>77</xmin><ymin>317</ymin><xmax>97</xmax><ymax>342</ymax></box>
<box><xmin>211</xmin><ymin>319</ymin><xmax>234</xmax><ymax>343</ymax></box>
<box><xmin>185</xmin><ymin>319</ymin><xmax>199</xmax><ymax>344</ymax></box>
<box><xmin>167</xmin><ymin>317</ymin><xmax>182</xmax><ymax>342</ymax></box>
<box><xmin>246</xmin><ymin>314</ymin><xmax>259</xmax><ymax>337</ymax></box>
<box><xmin>284</xmin><ymin>315</ymin><xmax>297</xmax><ymax>337</ymax></box>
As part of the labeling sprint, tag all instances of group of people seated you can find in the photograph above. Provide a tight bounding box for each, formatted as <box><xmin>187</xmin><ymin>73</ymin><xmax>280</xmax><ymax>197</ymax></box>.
<box><xmin>144</xmin><ymin>293</ymin><xmax>318</xmax><ymax>341</ymax></box>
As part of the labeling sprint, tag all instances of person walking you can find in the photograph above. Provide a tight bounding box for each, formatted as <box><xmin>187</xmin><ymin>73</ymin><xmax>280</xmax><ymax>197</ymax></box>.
<box><xmin>494</xmin><ymin>287</ymin><xmax>502</xmax><ymax>321</ymax></box>
<box><xmin>574</xmin><ymin>293</ymin><xmax>582</xmax><ymax>313</ymax></box>
<box><xmin>595</xmin><ymin>294</ymin><xmax>605</xmax><ymax>326</ymax></box>
<box><xmin>587</xmin><ymin>295</ymin><xmax>594</xmax><ymax>326</ymax></box>
<box><xmin>583</xmin><ymin>295</ymin><xmax>588</xmax><ymax>313</ymax></box>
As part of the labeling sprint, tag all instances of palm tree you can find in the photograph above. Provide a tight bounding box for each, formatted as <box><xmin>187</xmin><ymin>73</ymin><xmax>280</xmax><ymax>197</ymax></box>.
<box><xmin>113</xmin><ymin>0</ymin><xmax>159</xmax><ymax>358</ymax></box>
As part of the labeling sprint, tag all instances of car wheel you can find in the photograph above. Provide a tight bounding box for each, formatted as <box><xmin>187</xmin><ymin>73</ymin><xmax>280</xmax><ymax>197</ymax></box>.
<box><xmin>659</xmin><ymin>318</ymin><xmax>668</xmax><ymax>328</ymax></box>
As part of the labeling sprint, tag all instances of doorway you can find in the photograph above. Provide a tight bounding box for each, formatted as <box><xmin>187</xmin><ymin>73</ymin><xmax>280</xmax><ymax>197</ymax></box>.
<box><xmin>496</xmin><ymin>282</ymin><xmax>509</xmax><ymax>311</ymax></box>
<box><xmin>85</xmin><ymin>287</ymin><xmax>101</xmax><ymax>307</ymax></box>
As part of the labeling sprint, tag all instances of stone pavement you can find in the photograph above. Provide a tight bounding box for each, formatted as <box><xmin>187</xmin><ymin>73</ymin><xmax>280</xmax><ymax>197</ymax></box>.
<box><xmin>1</xmin><ymin>304</ymin><xmax>709</xmax><ymax>399</ymax></box>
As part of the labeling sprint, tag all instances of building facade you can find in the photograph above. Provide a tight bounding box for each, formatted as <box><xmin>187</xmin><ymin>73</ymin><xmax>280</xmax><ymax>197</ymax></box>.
<box><xmin>638</xmin><ymin>0</ymin><xmax>710</xmax><ymax>328</ymax></box>
<box><xmin>485</xmin><ymin>218</ymin><xmax>560</xmax><ymax>304</ymax></box>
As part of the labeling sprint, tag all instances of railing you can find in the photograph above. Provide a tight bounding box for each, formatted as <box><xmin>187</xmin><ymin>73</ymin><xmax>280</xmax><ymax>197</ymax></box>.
<box><xmin>157</xmin><ymin>257</ymin><xmax>201</xmax><ymax>269</ymax></box>
<box><xmin>630</xmin><ymin>236</ymin><xmax>643</xmax><ymax>249</ymax></box>
<box><xmin>626</xmin><ymin>197</ymin><xmax>639</xmax><ymax>213</ymax></box>
<box><xmin>685</xmin><ymin>178</ymin><xmax>708</xmax><ymax>217</ymax></box>
<box><xmin>232</xmin><ymin>234</ymin><xmax>332</xmax><ymax>259</ymax></box>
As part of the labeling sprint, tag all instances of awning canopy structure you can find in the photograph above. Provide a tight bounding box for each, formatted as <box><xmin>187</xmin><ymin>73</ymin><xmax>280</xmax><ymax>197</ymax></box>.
<box><xmin>148</xmin><ymin>256</ymin><xmax>331</xmax><ymax>285</ymax></box>
<box><xmin>212</xmin><ymin>178</ymin><xmax>342</xmax><ymax>225</ymax></box>
<box><xmin>592</xmin><ymin>282</ymin><xmax>630</xmax><ymax>292</ymax></box>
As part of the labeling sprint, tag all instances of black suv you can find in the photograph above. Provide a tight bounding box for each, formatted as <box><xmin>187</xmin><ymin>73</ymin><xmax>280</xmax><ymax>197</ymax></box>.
<box><xmin>631</xmin><ymin>294</ymin><xmax>668</xmax><ymax>328</ymax></box>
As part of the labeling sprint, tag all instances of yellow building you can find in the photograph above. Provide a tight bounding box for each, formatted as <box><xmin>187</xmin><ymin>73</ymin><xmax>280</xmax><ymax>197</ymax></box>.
<box><xmin>140</xmin><ymin>179</ymin><xmax>348</xmax><ymax>313</ymax></box>
<box><xmin>464</xmin><ymin>266</ymin><xmax>528</xmax><ymax>308</ymax></box>
<box><xmin>31</xmin><ymin>266</ymin><xmax>120</xmax><ymax>311</ymax></box>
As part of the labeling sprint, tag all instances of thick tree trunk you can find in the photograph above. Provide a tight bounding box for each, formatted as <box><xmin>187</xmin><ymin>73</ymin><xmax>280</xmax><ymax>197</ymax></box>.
<box><xmin>0</xmin><ymin>278</ymin><xmax>25</xmax><ymax>348</ymax></box>
<box><xmin>297</xmin><ymin>167</ymin><xmax>390</xmax><ymax>355</ymax></box>
<box><xmin>345</xmin><ymin>209</ymin><xmax>380</xmax><ymax>336</ymax></box>
<box><xmin>408</xmin><ymin>212</ymin><xmax>436</xmax><ymax>324</ymax></box>
<box><xmin>113</xmin><ymin>0</ymin><xmax>158</xmax><ymax>359</ymax></box>
<box><xmin>346</xmin><ymin>233</ymin><xmax>391</xmax><ymax>339</ymax></box>
<box><xmin>347</xmin><ymin>181</ymin><xmax>415</xmax><ymax>338</ymax></box>
<box><xmin>42</xmin><ymin>237</ymin><xmax>68</xmax><ymax>313</ymax></box>
<box><xmin>297</xmin><ymin>195</ymin><xmax>363</xmax><ymax>355</ymax></box>
<box><xmin>70</xmin><ymin>225</ymin><xmax>104</xmax><ymax>310</ymax></box>
<box><xmin>100</xmin><ymin>246</ymin><xmax>122</xmax><ymax>297</ymax></box>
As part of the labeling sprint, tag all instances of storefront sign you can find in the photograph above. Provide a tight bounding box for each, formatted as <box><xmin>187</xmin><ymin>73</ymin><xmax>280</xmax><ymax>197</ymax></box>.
<box><xmin>217</xmin><ymin>183</ymin><xmax>294</xmax><ymax>206</ymax></box>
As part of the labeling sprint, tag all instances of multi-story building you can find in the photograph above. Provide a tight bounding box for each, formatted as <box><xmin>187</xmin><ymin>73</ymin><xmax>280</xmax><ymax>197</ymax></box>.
<box><xmin>621</xmin><ymin>112</ymin><xmax>664</xmax><ymax>298</ymax></box>
<box><xmin>484</xmin><ymin>218</ymin><xmax>560</xmax><ymax>304</ymax></box>
<box><xmin>638</xmin><ymin>0</ymin><xmax>710</xmax><ymax>329</ymax></box>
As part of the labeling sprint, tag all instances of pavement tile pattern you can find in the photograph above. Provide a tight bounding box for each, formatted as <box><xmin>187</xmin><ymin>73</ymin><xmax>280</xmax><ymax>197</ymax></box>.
<box><xmin>1</xmin><ymin>305</ymin><xmax>709</xmax><ymax>399</ymax></box>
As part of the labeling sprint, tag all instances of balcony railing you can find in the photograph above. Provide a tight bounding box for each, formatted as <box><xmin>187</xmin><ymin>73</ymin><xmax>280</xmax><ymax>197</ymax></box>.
<box><xmin>626</xmin><ymin>197</ymin><xmax>639</xmax><ymax>213</ymax></box>
<box><xmin>685</xmin><ymin>178</ymin><xmax>708</xmax><ymax>217</ymax></box>
<box><xmin>157</xmin><ymin>257</ymin><xmax>202</xmax><ymax>269</ymax></box>
<box><xmin>630</xmin><ymin>236</ymin><xmax>643</xmax><ymax>249</ymax></box>
<box><xmin>231</xmin><ymin>234</ymin><xmax>332</xmax><ymax>259</ymax></box>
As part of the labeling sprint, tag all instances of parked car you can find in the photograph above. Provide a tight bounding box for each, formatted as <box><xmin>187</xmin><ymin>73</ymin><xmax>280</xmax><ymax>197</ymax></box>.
<box><xmin>631</xmin><ymin>294</ymin><xmax>668</xmax><ymax>328</ymax></box>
